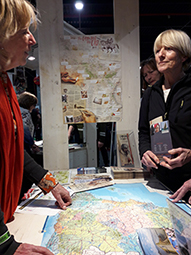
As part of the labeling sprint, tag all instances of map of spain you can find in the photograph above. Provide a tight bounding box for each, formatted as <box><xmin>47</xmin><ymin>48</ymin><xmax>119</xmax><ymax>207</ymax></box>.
<box><xmin>41</xmin><ymin>183</ymin><xmax>172</xmax><ymax>255</ymax></box>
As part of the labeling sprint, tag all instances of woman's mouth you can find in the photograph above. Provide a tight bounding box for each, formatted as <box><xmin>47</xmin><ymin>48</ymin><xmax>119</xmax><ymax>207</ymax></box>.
<box><xmin>158</xmin><ymin>61</ymin><xmax>166</xmax><ymax>65</ymax></box>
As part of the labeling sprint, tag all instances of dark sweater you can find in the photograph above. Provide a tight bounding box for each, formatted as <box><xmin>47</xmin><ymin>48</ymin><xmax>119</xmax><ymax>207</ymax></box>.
<box><xmin>138</xmin><ymin>73</ymin><xmax>191</xmax><ymax>192</ymax></box>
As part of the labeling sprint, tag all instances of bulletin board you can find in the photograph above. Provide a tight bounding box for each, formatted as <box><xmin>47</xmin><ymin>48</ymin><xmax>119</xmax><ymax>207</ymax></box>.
<box><xmin>59</xmin><ymin>34</ymin><xmax>122</xmax><ymax>124</ymax></box>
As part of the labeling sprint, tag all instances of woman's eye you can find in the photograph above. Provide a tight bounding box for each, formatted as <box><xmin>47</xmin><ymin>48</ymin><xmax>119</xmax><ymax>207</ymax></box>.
<box><xmin>22</xmin><ymin>29</ymin><xmax>29</xmax><ymax>35</ymax></box>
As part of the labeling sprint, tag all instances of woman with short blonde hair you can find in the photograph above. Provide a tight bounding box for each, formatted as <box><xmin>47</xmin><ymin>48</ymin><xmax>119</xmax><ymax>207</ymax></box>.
<box><xmin>154</xmin><ymin>29</ymin><xmax>191</xmax><ymax>70</ymax></box>
<box><xmin>139</xmin><ymin>29</ymin><xmax>191</xmax><ymax>202</ymax></box>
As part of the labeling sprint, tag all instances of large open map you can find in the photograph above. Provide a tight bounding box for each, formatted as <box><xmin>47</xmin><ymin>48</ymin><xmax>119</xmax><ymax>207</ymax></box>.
<box><xmin>41</xmin><ymin>183</ymin><xmax>172</xmax><ymax>255</ymax></box>
<box><xmin>60</xmin><ymin>35</ymin><xmax>122</xmax><ymax>124</ymax></box>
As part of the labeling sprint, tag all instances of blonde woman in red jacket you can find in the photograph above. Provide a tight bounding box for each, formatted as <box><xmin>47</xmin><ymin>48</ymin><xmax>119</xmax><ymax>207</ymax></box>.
<box><xmin>0</xmin><ymin>1</ymin><xmax>71</xmax><ymax>254</ymax></box>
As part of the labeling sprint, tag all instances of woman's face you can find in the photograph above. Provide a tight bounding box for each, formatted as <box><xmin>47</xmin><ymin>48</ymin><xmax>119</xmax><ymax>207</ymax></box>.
<box><xmin>155</xmin><ymin>46</ymin><xmax>186</xmax><ymax>74</ymax></box>
<box><xmin>142</xmin><ymin>65</ymin><xmax>161</xmax><ymax>86</ymax></box>
<box><xmin>1</xmin><ymin>27</ymin><xmax>36</xmax><ymax>71</ymax></box>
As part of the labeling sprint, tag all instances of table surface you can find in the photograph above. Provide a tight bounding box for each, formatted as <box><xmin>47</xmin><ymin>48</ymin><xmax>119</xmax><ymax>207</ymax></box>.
<box><xmin>7</xmin><ymin>174</ymin><xmax>171</xmax><ymax>245</ymax></box>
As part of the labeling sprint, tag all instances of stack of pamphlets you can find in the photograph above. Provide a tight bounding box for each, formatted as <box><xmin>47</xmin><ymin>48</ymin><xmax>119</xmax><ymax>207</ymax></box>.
<box><xmin>110</xmin><ymin>166</ymin><xmax>150</xmax><ymax>179</ymax></box>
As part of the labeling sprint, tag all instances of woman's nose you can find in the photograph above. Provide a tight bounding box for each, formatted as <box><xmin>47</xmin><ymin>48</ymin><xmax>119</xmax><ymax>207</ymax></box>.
<box><xmin>158</xmin><ymin>47</ymin><xmax>165</xmax><ymax>57</ymax></box>
<box><xmin>147</xmin><ymin>73</ymin><xmax>151</xmax><ymax>80</ymax></box>
<box><xmin>29</xmin><ymin>32</ymin><xmax>36</xmax><ymax>46</ymax></box>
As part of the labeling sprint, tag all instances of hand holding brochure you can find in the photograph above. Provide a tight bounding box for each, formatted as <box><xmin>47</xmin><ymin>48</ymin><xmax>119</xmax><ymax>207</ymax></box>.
<box><xmin>150</xmin><ymin>118</ymin><xmax>173</xmax><ymax>162</ymax></box>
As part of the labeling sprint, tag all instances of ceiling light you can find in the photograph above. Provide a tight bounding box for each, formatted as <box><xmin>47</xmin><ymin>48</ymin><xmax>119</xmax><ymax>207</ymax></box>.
<box><xmin>75</xmin><ymin>1</ymin><xmax>84</xmax><ymax>10</ymax></box>
<box><xmin>28</xmin><ymin>55</ymin><xmax>35</xmax><ymax>61</ymax></box>
<box><xmin>28</xmin><ymin>49</ymin><xmax>35</xmax><ymax>61</ymax></box>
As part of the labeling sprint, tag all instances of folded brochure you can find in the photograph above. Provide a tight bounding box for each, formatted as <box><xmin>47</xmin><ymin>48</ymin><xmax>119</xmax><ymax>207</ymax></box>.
<box><xmin>69</xmin><ymin>174</ymin><xmax>114</xmax><ymax>193</ymax></box>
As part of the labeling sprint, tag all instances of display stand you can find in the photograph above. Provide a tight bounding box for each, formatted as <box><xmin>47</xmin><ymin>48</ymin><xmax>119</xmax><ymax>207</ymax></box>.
<box><xmin>116</xmin><ymin>130</ymin><xmax>140</xmax><ymax>167</ymax></box>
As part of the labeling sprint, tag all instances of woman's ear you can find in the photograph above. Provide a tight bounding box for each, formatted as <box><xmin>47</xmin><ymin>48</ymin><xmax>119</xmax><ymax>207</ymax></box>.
<box><xmin>182</xmin><ymin>56</ymin><xmax>188</xmax><ymax>63</ymax></box>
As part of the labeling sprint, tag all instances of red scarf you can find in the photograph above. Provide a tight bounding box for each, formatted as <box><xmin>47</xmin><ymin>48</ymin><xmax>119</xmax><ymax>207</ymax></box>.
<box><xmin>0</xmin><ymin>73</ymin><xmax>24</xmax><ymax>223</ymax></box>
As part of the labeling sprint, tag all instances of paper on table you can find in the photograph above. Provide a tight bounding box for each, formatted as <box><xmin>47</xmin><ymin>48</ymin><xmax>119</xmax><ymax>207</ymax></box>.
<box><xmin>51</xmin><ymin>170</ymin><xmax>71</xmax><ymax>185</ymax></box>
<box><xmin>16</xmin><ymin>187</ymin><xmax>74</xmax><ymax>216</ymax></box>
<box><xmin>69</xmin><ymin>174</ymin><xmax>114</xmax><ymax>193</ymax></box>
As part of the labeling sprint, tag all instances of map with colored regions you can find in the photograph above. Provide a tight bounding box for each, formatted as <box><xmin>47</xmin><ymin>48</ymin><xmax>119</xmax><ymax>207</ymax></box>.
<box><xmin>41</xmin><ymin>183</ymin><xmax>172</xmax><ymax>255</ymax></box>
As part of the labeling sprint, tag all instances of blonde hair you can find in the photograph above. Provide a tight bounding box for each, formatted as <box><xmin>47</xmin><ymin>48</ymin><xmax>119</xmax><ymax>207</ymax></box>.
<box><xmin>0</xmin><ymin>0</ymin><xmax>38</xmax><ymax>71</ymax></box>
<box><xmin>0</xmin><ymin>0</ymin><xmax>38</xmax><ymax>43</ymax></box>
<box><xmin>153</xmin><ymin>29</ymin><xmax>191</xmax><ymax>70</ymax></box>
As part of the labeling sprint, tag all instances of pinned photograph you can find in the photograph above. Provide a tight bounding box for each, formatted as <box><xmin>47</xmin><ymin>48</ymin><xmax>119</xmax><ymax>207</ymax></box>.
<box><xmin>73</xmin><ymin>115</ymin><xmax>84</xmax><ymax>123</ymax></box>
<box><xmin>81</xmin><ymin>90</ymin><xmax>88</xmax><ymax>99</ymax></box>
<box><xmin>93</xmin><ymin>97</ymin><xmax>102</xmax><ymax>105</ymax></box>
<box><xmin>62</xmin><ymin>94</ymin><xmax>67</xmax><ymax>103</ymax></box>
<box><xmin>117</xmin><ymin>134</ymin><xmax>134</xmax><ymax>167</ymax></box>
<box><xmin>61</xmin><ymin>71</ymin><xmax>77</xmax><ymax>84</ymax></box>
<box><xmin>80</xmin><ymin>110</ymin><xmax>96</xmax><ymax>123</ymax></box>
<box><xmin>65</xmin><ymin>115</ymin><xmax>74</xmax><ymax>123</ymax></box>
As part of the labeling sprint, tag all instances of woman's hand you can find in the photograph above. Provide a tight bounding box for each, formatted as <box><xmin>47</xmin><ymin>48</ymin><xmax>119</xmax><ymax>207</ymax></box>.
<box><xmin>14</xmin><ymin>243</ymin><xmax>54</xmax><ymax>254</ymax></box>
<box><xmin>141</xmin><ymin>150</ymin><xmax>160</xmax><ymax>169</ymax></box>
<box><xmin>160</xmin><ymin>148</ymin><xmax>191</xmax><ymax>169</ymax></box>
<box><xmin>51</xmin><ymin>184</ymin><xmax>72</xmax><ymax>210</ymax></box>
<box><xmin>170</xmin><ymin>179</ymin><xmax>191</xmax><ymax>204</ymax></box>
<box><xmin>31</xmin><ymin>144</ymin><xmax>41</xmax><ymax>153</ymax></box>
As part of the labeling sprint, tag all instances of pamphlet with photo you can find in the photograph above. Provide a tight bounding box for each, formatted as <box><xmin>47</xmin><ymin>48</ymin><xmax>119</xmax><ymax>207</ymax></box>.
<box><xmin>150</xmin><ymin>118</ymin><xmax>173</xmax><ymax>162</ymax></box>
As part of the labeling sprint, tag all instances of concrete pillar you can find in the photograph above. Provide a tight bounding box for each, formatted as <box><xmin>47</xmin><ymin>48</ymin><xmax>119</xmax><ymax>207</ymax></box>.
<box><xmin>37</xmin><ymin>0</ymin><xmax>69</xmax><ymax>170</ymax></box>
<box><xmin>114</xmin><ymin>0</ymin><xmax>141</xmax><ymax>166</ymax></box>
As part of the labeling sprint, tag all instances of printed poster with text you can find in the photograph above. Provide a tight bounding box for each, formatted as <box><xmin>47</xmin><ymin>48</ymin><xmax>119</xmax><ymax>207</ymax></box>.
<box><xmin>60</xmin><ymin>35</ymin><xmax>122</xmax><ymax>124</ymax></box>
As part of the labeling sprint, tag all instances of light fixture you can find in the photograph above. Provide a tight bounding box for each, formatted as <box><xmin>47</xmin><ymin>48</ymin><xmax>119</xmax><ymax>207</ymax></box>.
<box><xmin>75</xmin><ymin>1</ymin><xmax>84</xmax><ymax>30</ymax></box>
<box><xmin>75</xmin><ymin>1</ymin><xmax>84</xmax><ymax>10</ymax></box>
<box><xmin>28</xmin><ymin>48</ymin><xmax>35</xmax><ymax>61</ymax></box>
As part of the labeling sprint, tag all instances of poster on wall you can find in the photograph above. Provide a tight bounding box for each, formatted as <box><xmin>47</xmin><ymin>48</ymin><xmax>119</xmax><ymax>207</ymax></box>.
<box><xmin>60</xmin><ymin>34</ymin><xmax>122</xmax><ymax>124</ymax></box>
<box><xmin>117</xmin><ymin>132</ymin><xmax>134</xmax><ymax>167</ymax></box>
